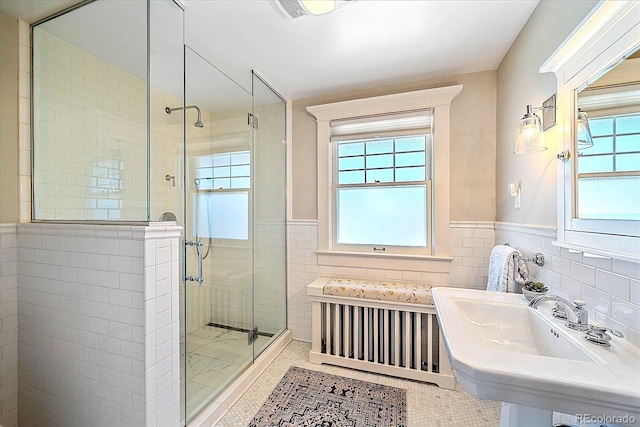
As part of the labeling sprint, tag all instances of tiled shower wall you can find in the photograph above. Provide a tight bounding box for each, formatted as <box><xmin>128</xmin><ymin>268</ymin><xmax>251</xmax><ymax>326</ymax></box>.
<box><xmin>287</xmin><ymin>220</ymin><xmax>495</xmax><ymax>342</ymax></box>
<box><xmin>0</xmin><ymin>224</ymin><xmax>18</xmax><ymax>427</ymax></box>
<box><xmin>15</xmin><ymin>223</ymin><xmax>181</xmax><ymax>427</ymax></box>
<box><xmin>495</xmin><ymin>222</ymin><xmax>640</xmax><ymax>348</ymax></box>
<box><xmin>32</xmin><ymin>29</ymin><xmax>183</xmax><ymax>222</ymax></box>
<box><xmin>27</xmin><ymin>29</ymin><xmax>287</xmax><ymax>339</ymax></box>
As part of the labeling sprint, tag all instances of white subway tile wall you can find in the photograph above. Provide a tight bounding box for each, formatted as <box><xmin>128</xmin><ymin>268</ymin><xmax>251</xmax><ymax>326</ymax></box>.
<box><xmin>0</xmin><ymin>224</ymin><xmax>19</xmax><ymax>427</ymax></box>
<box><xmin>286</xmin><ymin>220</ymin><xmax>495</xmax><ymax>342</ymax></box>
<box><xmin>15</xmin><ymin>223</ymin><xmax>181</xmax><ymax>427</ymax></box>
<box><xmin>143</xmin><ymin>225</ymin><xmax>182</xmax><ymax>427</ymax></box>
<box><xmin>31</xmin><ymin>29</ymin><xmax>183</xmax><ymax>222</ymax></box>
<box><xmin>17</xmin><ymin>21</ymin><xmax>31</xmax><ymax>223</ymax></box>
<box><xmin>495</xmin><ymin>222</ymin><xmax>640</xmax><ymax>347</ymax></box>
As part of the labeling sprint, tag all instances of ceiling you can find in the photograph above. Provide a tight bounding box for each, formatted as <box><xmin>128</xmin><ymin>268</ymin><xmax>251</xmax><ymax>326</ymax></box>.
<box><xmin>0</xmin><ymin>0</ymin><xmax>539</xmax><ymax>101</ymax></box>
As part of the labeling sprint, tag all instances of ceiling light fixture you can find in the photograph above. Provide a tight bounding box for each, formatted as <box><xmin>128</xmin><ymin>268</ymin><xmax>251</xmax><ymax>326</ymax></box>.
<box><xmin>275</xmin><ymin>0</ymin><xmax>353</xmax><ymax>19</ymax></box>
<box><xmin>300</xmin><ymin>0</ymin><xmax>335</xmax><ymax>15</ymax></box>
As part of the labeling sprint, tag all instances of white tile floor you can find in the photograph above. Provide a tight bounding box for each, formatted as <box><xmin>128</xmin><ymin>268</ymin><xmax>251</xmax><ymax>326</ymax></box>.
<box><xmin>216</xmin><ymin>340</ymin><xmax>501</xmax><ymax>426</ymax></box>
<box><xmin>185</xmin><ymin>326</ymin><xmax>271</xmax><ymax>419</ymax></box>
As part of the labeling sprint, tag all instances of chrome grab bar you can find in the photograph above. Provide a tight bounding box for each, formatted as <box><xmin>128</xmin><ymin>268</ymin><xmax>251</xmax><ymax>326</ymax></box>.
<box><xmin>183</xmin><ymin>239</ymin><xmax>204</xmax><ymax>286</ymax></box>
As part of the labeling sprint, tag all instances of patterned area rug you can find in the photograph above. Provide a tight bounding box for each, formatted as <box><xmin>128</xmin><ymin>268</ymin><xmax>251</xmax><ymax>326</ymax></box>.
<box><xmin>248</xmin><ymin>366</ymin><xmax>406</xmax><ymax>427</ymax></box>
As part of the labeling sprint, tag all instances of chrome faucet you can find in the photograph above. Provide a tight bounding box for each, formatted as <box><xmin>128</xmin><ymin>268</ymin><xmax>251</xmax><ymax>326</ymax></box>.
<box><xmin>528</xmin><ymin>294</ymin><xmax>589</xmax><ymax>331</ymax></box>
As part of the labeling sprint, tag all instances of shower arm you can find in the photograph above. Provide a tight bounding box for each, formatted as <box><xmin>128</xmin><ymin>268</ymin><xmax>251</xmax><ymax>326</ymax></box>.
<box><xmin>165</xmin><ymin>105</ymin><xmax>203</xmax><ymax>128</ymax></box>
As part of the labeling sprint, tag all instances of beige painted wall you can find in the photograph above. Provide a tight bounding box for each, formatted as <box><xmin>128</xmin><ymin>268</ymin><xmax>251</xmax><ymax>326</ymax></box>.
<box><xmin>0</xmin><ymin>11</ymin><xmax>19</xmax><ymax>223</ymax></box>
<box><xmin>292</xmin><ymin>70</ymin><xmax>497</xmax><ymax>221</ymax></box>
<box><xmin>496</xmin><ymin>0</ymin><xmax>598</xmax><ymax>225</ymax></box>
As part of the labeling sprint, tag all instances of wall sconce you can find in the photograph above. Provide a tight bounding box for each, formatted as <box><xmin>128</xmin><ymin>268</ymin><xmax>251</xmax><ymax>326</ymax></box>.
<box><xmin>514</xmin><ymin>94</ymin><xmax>556</xmax><ymax>155</ymax></box>
<box><xmin>508</xmin><ymin>182</ymin><xmax>521</xmax><ymax>208</ymax></box>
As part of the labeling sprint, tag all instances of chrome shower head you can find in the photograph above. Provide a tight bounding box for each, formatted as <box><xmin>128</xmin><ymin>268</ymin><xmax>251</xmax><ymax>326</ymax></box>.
<box><xmin>165</xmin><ymin>105</ymin><xmax>204</xmax><ymax>128</ymax></box>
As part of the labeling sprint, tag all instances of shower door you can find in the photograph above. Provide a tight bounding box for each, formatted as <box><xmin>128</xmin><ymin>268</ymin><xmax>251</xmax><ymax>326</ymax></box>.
<box><xmin>183</xmin><ymin>47</ymin><xmax>254</xmax><ymax>422</ymax></box>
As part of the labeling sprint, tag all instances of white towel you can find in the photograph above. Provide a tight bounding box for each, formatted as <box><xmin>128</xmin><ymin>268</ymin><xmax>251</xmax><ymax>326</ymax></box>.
<box><xmin>486</xmin><ymin>245</ymin><xmax>529</xmax><ymax>293</ymax></box>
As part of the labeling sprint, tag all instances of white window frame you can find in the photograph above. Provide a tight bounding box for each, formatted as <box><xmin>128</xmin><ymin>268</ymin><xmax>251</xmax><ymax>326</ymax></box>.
<box><xmin>540</xmin><ymin>0</ymin><xmax>640</xmax><ymax>262</ymax></box>
<box><xmin>307</xmin><ymin>85</ymin><xmax>463</xmax><ymax>272</ymax></box>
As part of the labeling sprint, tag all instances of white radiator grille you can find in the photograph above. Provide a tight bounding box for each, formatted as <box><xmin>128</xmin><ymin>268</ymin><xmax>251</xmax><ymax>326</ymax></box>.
<box><xmin>320</xmin><ymin>304</ymin><xmax>441</xmax><ymax>373</ymax></box>
<box><xmin>308</xmin><ymin>278</ymin><xmax>454</xmax><ymax>389</ymax></box>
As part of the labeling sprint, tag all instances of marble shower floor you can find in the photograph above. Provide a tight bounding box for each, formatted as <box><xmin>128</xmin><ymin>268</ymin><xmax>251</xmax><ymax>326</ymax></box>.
<box><xmin>217</xmin><ymin>340</ymin><xmax>502</xmax><ymax>426</ymax></box>
<box><xmin>186</xmin><ymin>325</ymin><xmax>271</xmax><ymax>418</ymax></box>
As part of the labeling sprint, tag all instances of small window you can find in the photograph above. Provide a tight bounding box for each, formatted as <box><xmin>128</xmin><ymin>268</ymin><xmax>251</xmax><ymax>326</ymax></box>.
<box><xmin>577</xmin><ymin>114</ymin><xmax>640</xmax><ymax>220</ymax></box>
<box><xmin>193</xmin><ymin>151</ymin><xmax>250</xmax><ymax>240</ymax></box>
<box><xmin>333</xmin><ymin>134</ymin><xmax>433</xmax><ymax>254</ymax></box>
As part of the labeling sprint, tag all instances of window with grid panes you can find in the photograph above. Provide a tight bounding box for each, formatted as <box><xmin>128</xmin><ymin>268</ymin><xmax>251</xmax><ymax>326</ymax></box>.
<box><xmin>334</xmin><ymin>134</ymin><xmax>432</xmax><ymax>254</ymax></box>
<box><xmin>193</xmin><ymin>150</ymin><xmax>250</xmax><ymax>240</ymax></box>
<box><xmin>577</xmin><ymin>113</ymin><xmax>640</xmax><ymax>220</ymax></box>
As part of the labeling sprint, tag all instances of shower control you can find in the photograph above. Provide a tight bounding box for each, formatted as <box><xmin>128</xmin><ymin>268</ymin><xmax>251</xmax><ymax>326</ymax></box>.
<box><xmin>183</xmin><ymin>239</ymin><xmax>204</xmax><ymax>286</ymax></box>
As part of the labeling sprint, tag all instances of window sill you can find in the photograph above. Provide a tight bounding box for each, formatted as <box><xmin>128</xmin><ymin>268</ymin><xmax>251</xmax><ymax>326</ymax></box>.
<box><xmin>316</xmin><ymin>250</ymin><xmax>453</xmax><ymax>272</ymax></box>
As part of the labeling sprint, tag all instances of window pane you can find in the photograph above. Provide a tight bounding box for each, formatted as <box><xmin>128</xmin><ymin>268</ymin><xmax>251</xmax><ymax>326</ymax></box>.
<box><xmin>339</xmin><ymin>171</ymin><xmax>364</xmax><ymax>184</ymax></box>
<box><xmin>339</xmin><ymin>156</ymin><xmax>364</xmax><ymax>171</ymax></box>
<box><xmin>616</xmin><ymin>115</ymin><xmax>640</xmax><ymax>134</ymax></box>
<box><xmin>213</xmin><ymin>178</ymin><xmax>230</xmax><ymax>189</ymax></box>
<box><xmin>339</xmin><ymin>142</ymin><xmax>364</xmax><ymax>157</ymax></box>
<box><xmin>396</xmin><ymin>166</ymin><xmax>425</xmax><ymax>182</ymax></box>
<box><xmin>396</xmin><ymin>152</ymin><xmax>425</xmax><ymax>167</ymax></box>
<box><xmin>590</xmin><ymin>118</ymin><xmax>613</xmax><ymax>137</ymax></box>
<box><xmin>196</xmin><ymin>155</ymin><xmax>213</xmax><ymax>168</ymax></box>
<box><xmin>231</xmin><ymin>177</ymin><xmax>250</xmax><ymax>188</ymax></box>
<box><xmin>578</xmin><ymin>176</ymin><xmax>640</xmax><ymax>220</ymax></box>
<box><xmin>230</xmin><ymin>151</ymin><xmax>250</xmax><ymax>165</ymax></box>
<box><xmin>616</xmin><ymin>135</ymin><xmax>640</xmax><ymax>153</ymax></box>
<box><xmin>617</xmin><ymin>153</ymin><xmax>640</xmax><ymax>172</ymax></box>
<box><xmin>195</xmin><ymin>192</ymin><xmax>249</xmax><ymax>239</ymax></box>
<box><xmin>196</xmin><ymin>167</ymin><xmax>212</xmax><ymax>179</ymax></box>
<box><xmin>196</xmin><ymin>179</ymin><xmax>213</xmax><ymax>190</ymax></box>
<box><xmin>337</xmin><ymin>186</ymin><xmax>426</xmax><ymax>247</ymax></box>
<box><xmin>395</xmin><ymin>136</ymin><xmax>425</xmax><ymax>152</ymax></box>
<box><xmin>366</xmin><ymin>169</ymin><xmax>393</xmax><ymax>183</ymax></box>
<box><xmin>366</xmin><ymin>139</ymin><xmax>393</xmax><ymax>155</ymax></box>
<box><xmin>231</xmin><ymin>165</ymin><xmax>250</xmax><ymax>177</ymax></box>
<box><xmin>213</xmin><ymin>154</ymin><xmax>230</xmax><ymax>166</ymax></box>
<box><xmin>579</xmin><ymin>155</ymin><xmax>613</xmax><ymax>173</ymax></box>
<box><xmin>366</xmin><ymin>154</ymin><xmax>393</xmax><ymax>169</ymax></box>
<box><xmin>585</xmin><ymin>137</ymin><xmax>613</xmax><ymax>155</ymax></box>
<box><xmin>213</xmin><ymin>166</ymin><xmax>230</xmax><ymax>178</ymax></box>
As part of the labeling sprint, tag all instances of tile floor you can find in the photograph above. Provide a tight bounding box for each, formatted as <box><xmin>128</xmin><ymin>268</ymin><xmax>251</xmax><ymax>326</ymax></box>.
<box><xmin>185</xmin><ymin>326</ymin><xmax>271</xmax><ymax>418</ymax></box>
<box><xmin>216</xmin><ymin>340</ymin><xmax>501</xmax><ymax>426</ymax></box>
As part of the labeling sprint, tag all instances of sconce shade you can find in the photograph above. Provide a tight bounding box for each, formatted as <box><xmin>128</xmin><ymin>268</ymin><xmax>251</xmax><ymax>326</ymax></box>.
<box><xmin>514</xmin><ymin>105</ymin><xmax>548</xmax><ymax>154</ymax></box>
<box><xmin>577</xmin><ymin>109</ymin><xmax>594</xmax><ymax>149</ymax></box>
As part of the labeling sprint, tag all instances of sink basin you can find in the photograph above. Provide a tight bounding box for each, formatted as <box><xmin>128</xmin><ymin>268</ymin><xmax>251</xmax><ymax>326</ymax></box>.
<box><xmin>432</xmin><ymin>288</ymin><xmax>640</xmax><ymax>425</ymax></box>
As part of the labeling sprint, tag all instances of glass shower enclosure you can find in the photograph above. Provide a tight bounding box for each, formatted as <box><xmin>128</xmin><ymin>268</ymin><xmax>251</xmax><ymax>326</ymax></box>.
<box><xmin>31</xmin><ymin>0</ymin><xmax>287</xmax><ymax>424</ymax></box>
<box><xmin>181</xmin><ymin>48</ymin><xmax>287</xmax><ymax>421</ymax></box>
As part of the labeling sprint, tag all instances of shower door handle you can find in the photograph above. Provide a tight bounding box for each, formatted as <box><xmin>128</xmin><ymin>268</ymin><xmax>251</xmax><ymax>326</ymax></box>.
<box><xmin>183</xmin><ymin>239</ymin><xmax>204</xmax><ymax>286</ymax></box>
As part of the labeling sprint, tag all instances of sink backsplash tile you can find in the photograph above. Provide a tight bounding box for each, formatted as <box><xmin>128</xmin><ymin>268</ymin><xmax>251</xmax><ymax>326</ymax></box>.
<box><xmin>495</xmin><ymin>222</ymin><xmax>640</xmax><ymax>348</ymax></box>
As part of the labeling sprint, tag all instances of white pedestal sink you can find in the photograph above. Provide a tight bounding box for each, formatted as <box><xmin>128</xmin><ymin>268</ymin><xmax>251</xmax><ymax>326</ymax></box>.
<box><xmin>431</xmin><ymin>288</ymin><xmax>640</xmax><ymax>427</ymax></box>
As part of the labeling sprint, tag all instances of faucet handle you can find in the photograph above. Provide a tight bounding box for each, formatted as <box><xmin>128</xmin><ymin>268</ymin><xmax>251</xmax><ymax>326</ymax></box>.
<box><xmin>552</xmin><ymin>303</ymin><xmax>568</xmax><ymax>320</ymax></box>
<box><xmin>590</xmin><ymin>325</ymin><xmax>624</xmax><ymax>338</ymax></box>
<box><xmin>573</xmin><ymin>299</ymin><xmax>586</xmax><ymax>308</ymax></box>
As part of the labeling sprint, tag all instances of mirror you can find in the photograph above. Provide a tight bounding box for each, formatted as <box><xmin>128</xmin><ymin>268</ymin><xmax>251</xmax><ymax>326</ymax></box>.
<box><xmin>575</xmin><ymin>47</ymin><xmax>640</xmax><ymax>221</ymax></box>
